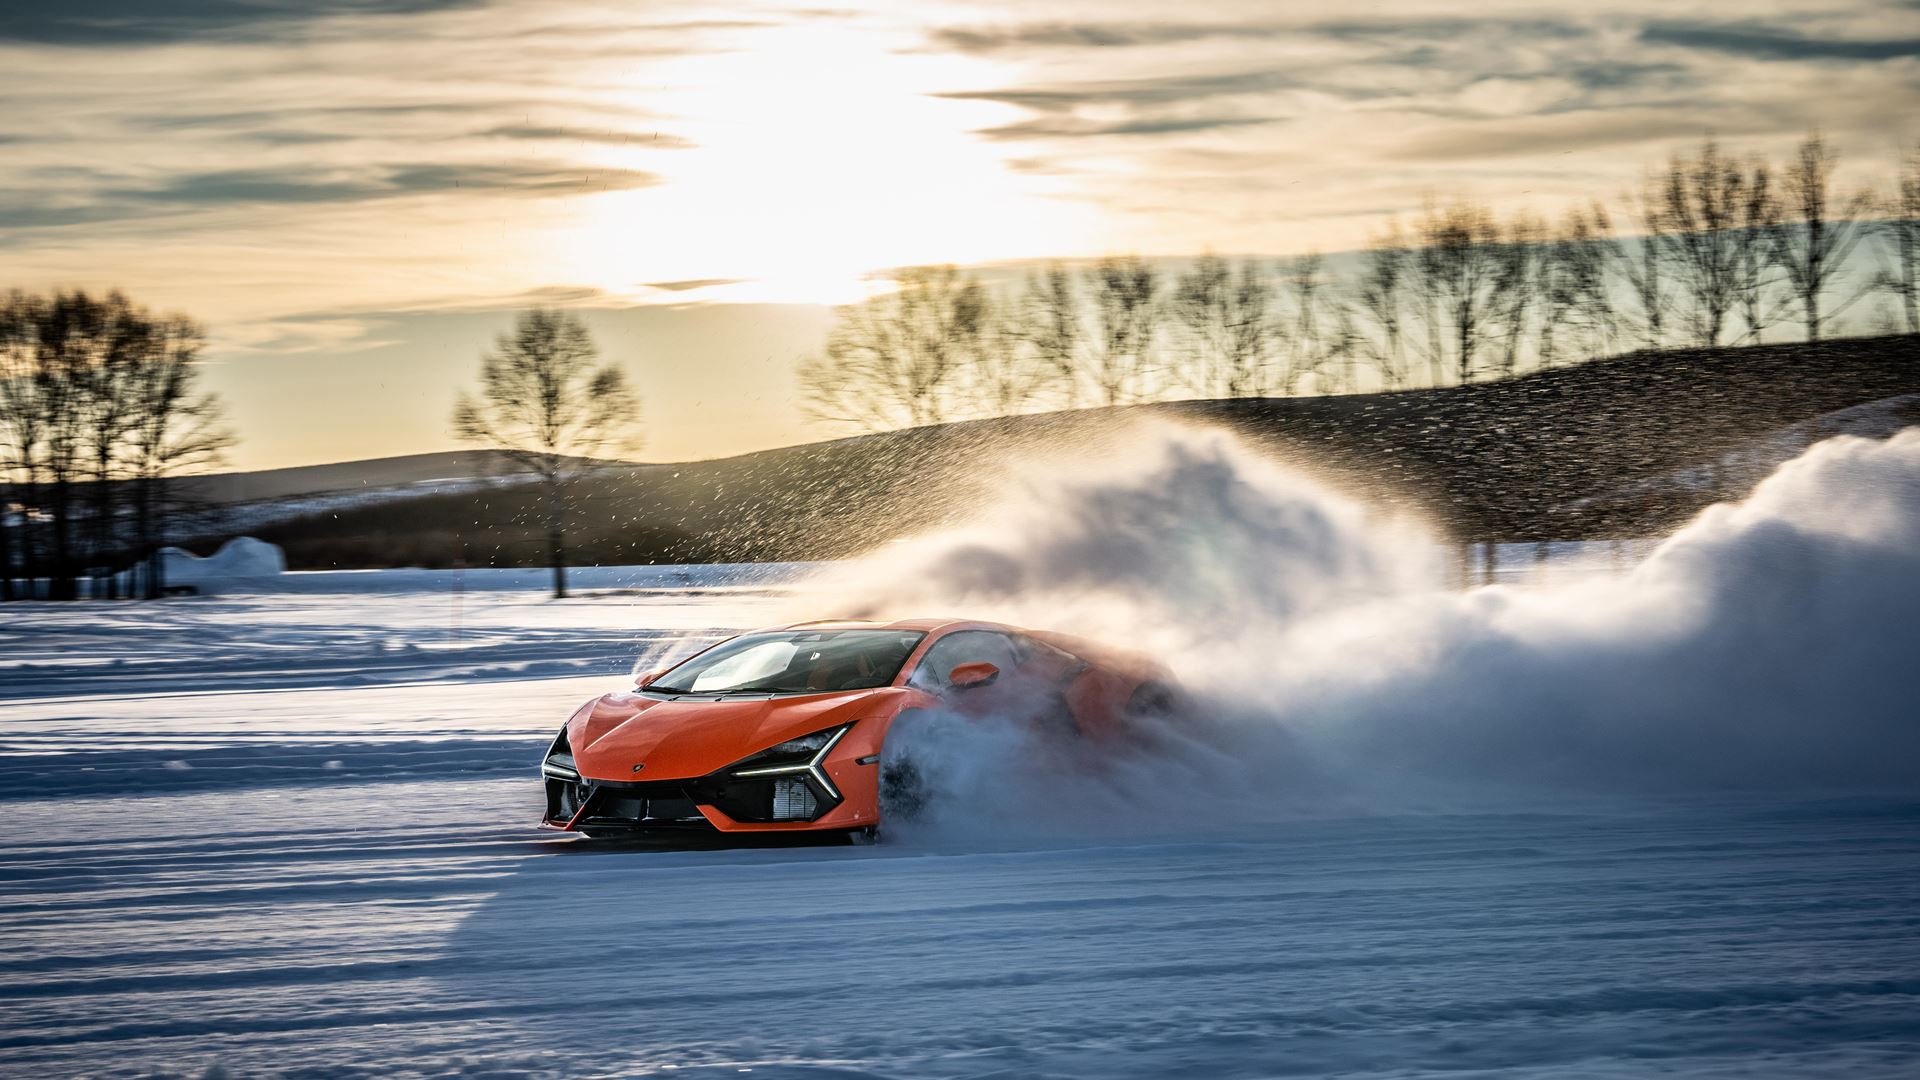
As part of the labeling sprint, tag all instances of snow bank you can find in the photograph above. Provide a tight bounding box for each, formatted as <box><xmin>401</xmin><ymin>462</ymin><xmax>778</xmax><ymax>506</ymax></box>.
<box><xmin>160</xmin><ymin>536</ymin><xmax>286</xmax><ymax>594</ymax></box>
<box><xmin>802</xmin><ymin>421</ymin><xmax>1920</xmax><ymax>833</ymax></box>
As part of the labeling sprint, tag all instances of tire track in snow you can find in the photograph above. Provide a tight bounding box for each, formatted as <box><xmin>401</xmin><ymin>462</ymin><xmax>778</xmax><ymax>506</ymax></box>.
<box><xmin>3</xmin><ymin>780</ymin><xmax>1919</xmax><ymax>1078</ymax></box>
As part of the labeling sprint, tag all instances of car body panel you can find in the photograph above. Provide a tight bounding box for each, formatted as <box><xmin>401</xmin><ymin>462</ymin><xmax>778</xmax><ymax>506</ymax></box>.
<box><xmin>571</xmin><ymin>687</ymin><xmax>885</xmax><ymax>783</ymax></box>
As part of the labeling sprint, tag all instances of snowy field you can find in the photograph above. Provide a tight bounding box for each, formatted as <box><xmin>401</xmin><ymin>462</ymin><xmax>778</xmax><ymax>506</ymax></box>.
<box><xmin>3</xmin><ymin>426</ymin><xmax>1919</xmax><ymax>1079</ymax></box>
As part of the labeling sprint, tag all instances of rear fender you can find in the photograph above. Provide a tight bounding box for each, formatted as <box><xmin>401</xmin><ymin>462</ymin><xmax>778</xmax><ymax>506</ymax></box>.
<box><xmin>1064</xmin><ymin>668</ymin><xmax>1142</xmax><ymax>739</ymax></box>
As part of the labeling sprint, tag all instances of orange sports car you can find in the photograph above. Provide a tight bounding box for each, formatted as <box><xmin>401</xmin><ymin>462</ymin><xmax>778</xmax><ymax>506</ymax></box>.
<box><xmin>539</xmin><ymin>618</ymin><xmax>1179</xmax><ymax>839</ymax></box>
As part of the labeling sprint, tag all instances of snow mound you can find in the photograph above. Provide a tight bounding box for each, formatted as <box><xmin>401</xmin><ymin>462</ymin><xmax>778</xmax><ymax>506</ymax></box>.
<box><xmin>160</xmin><ymin>537</ymin><xmax>287</xmax><ymax>594</ymax></box>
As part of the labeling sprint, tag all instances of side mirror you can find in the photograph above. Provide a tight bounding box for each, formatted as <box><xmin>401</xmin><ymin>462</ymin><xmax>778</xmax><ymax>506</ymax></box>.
<box><xmin>948</xmin><ymin>662</ymin><xmax>1000</xmax><ymax>690</ymax></box>
<box><xmin>635</xmin><ymin>667</ymin><xmax>667</xmax><ymax>688</ymax></box>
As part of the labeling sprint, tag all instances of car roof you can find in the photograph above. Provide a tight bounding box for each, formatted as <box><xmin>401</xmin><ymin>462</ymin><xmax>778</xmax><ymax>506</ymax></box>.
<box><xmin>774</xmin><ymin>617</ymin><xmax>1020</xmax><ymax>634</ymax></box>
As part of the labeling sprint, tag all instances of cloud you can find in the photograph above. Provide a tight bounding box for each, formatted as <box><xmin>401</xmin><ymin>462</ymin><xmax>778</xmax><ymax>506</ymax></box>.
<box><xmin>131</xmin><ymin>103</ymin><xmax>519</xmax><ymax>131</ymax></box>
<box><xmin>0</xmin><ymin>197</ymin><xmax>134</xmax><ymax>231</ymax></box>
<box><xmin>1309</xmin><ymin>16</ymin><xmax>1591</xmax><ymax>45</ymax></box>
<box><xmin>1383</xmin><ymin>106</ymin><xmax>1774</xmax><ymax>163</ymax></box>
<box><xmin>929</xmin><ymin>15</ymin><xmax>1593</xmax><ymax>55</ymax></box>
<box><xmin>0</xmin><ymin>161</ymin><xmax>660</xmax><ymax>232</ymax></box>
<box><xmin>643</xmin><ymin>278</ymin><xmax>744</xmax><ymax>292</ymax></box>
<box><xmin>947</xmin><ymin>74</ymin><xmax>1300</xmax><ymax>152</ymax></box>
<box><xmin>931</xmin><ymin>22</ymin><xmax>1291</xmax><ymax>52</ymax></box>
<box><xmin>480</xmin><ymin>125</ymin><xmax>696</xmax><ymax>149</ymax></box>
<box><xmin>0</xmin><ymin>1</ymin><xmax>487</xmax><ymax>45</ymax></box>
<box><xmin>123</xmin><ymin>162</ymin><xmax>658</xmax><ymax>204</ymax></box>
<box><xmin>1561</xmin><ymin>60</ymin><xmax>1692</xmax><ymax>92</ymax></box>
<box><xmin>118</xmin><ymin>102</ymin><xmax>685</xmax><ymax>151</ymax></box>
<box><xmin>939</xmin><ymin>69</ymin><xmax>1311</xmax><ymax>113</ymax></box>
<box><xmin>499</xmin><ymin>285</ymin><xmax>616</xmax><ymax>308</ymax></box>
<box><xmin>929</xmin><ymin>15</ymin><xmax>1666</xmax><ymax>151</ymax></box>
<box><xmin>1640</xmin><ymin>20</ymin><xmax>1920</xmax><ymax>62</ymax></box>
<box><xmin>978</xmin><ymin>115</ymin><xmax>1276</xmax><ymax>141</ymax></box>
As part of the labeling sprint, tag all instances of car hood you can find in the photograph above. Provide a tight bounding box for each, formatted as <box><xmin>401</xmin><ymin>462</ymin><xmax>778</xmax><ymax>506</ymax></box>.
<box><xmin>569</xmin><ymin>687</ymin><xmax>886</xmax><ymax>781</ymax></box>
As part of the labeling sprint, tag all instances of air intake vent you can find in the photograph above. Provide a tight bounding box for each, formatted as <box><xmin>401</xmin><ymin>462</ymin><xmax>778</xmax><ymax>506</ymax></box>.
<box><xmin>771</xmin><ymin>778</ymin><xmax>818</xmax><ymax>820</ymax></box>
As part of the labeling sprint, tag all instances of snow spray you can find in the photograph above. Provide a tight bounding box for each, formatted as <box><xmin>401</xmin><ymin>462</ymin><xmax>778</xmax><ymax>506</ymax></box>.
<box><xmin>792</xmin><ymin>423</ymin><xmax>1920</xmax><ymax>838</ymax></box>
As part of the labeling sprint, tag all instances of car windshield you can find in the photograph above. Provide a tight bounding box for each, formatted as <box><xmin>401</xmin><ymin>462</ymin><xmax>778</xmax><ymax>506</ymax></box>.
<box><xmin>647</xmin><ymin>629</ymin><xmax>926</xmax><ymax>695</ymax></box>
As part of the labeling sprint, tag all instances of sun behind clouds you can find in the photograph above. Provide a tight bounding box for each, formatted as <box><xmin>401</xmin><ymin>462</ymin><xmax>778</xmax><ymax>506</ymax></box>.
<box><xmin>558</xmin><ymin>11</ymin><xmax>1097</xmax><ymax>307</ymax></box>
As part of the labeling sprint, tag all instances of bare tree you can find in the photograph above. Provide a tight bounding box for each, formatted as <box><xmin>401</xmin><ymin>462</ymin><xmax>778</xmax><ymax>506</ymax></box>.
<box><xmin>1616</xmin><ymin>178</ymin><xmax>1669</xmax><ymax>349</ymax></box>
<box><xmin>74</xmin><ymin>294</ymin><xmax>152</xmax><ymax>597</ymax></box>
<box><xmin>40</xmin><ymin>300</ymin><xmax>86</xmax><ymax>600</ymax></box>
<box><xmin>1354</xmin><ymin>225</ymin><xmax>1412</xmax><ymax>389</ymax></box>
<box><xmin>1171</xmin><ymin>254</ymin><xmax>1275</xmax><ymax>397</ymax></box>
<box><xmin>123</xmin><ymin>315</ymin><xmax>234</xmax><ymax>599</ymax></box>
<box><xmin>0</xmin><ymin>291</ymin><xmax>233</xmax><ymax>603</ymax></box>
<box><xmin>1880</xmin><ymin>141</ymin><xmax>1920</xmax><ymax>334</ymax></box>
<box><xmin>1490</xmin><ymin>213</ymin><xmax>1545</xmax><ymax>378</ymax></box>
<box><xmin>0</xmin><ymin>430</ymin><xmax>13</xmax><ymax>599</ymax></box>
<box><xmin>1538</xmin><ymin>204</ymin><xmax>1619</xmax><ymax>367</ymax></box>
<box><xmin>1009</xmin><ymin>265</ymin><xmax>1082</xmax><ymax>408</ymax></box>
<box><xmin>1655</xmin><ymin>139</ymin><xmax>1768</xmax><ymax>346</ymax></box>
<box><xmin>452</xmin><ymin>308</ymin><xmax>639</xmax><ymax>599</ymax></box>
<box><xmin>0</xmin><ymin>295</ymin><xmax>37</xmax><ymax>600</ymax></box>
<box><xmin>1316</xmin><ymin>298</ymin><xmax>1363</xmax><ymax>395</ymax></box>
<box><xmin>0</xmin><ymin>293</ymin><xmax>96</xmax><ymax>600</ymax></box>
<box><xmin>1083</xmin><ymin>256</ymin><xmax>1161</xmax><ymax>406</ymax></box>
<box><xmin>1413</xmin><ymin>201</ymin><xmax>1507</xmax><ymax>384</ymax></box>
<box><xmin>961</xmin><ymin>309</ymin><xmax>1054</xmax><ymax>420</ymax></box>
<box><xmin>1775</xmin><ymin>133</ymin><xmax>1876</xmax><ymax>341</ymax></box>
<box><xmin>1278</xmin><ymin>252</ymin><xmax>1359</xmax><ymax>393</ymax></box>
<box><xmin>1731</xmin><ymin>162</ymin><xmax>1785</xmax><ymax>343</ymax></box>
<box><xmin>800</xmin><ymin>265</ymin><xmax>989</xmax><ymax>430</ymax></box>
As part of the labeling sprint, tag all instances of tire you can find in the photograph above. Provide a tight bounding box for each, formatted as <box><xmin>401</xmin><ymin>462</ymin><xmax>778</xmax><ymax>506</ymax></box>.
<box><xmin>879</xmin><ymin>753</ymin><xmax>930</xmax><ymax>822</ymax></box>
<box><xmin>1125</xmin><ymin>681</ymin><xmax>1185</xmax><ymax>720</ymax></box>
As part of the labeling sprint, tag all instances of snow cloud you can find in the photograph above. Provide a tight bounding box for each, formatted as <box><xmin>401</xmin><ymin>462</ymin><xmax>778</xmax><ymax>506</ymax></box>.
<box><xmin>821</xmin><ymin>423</ymin><xmax>1920</xmax><ymax>836</ymax></box>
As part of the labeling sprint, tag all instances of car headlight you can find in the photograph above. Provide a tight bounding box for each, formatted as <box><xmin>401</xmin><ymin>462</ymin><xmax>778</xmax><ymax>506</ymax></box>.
<box><xmin>729</xmin><ymin>724</ymin><xmax>849</xmax><ymax>778</ymax></box>
<box><xmin>727</xmin><ymin>724</ymin><xmax>851</xmax><ymax>819</ymax></box>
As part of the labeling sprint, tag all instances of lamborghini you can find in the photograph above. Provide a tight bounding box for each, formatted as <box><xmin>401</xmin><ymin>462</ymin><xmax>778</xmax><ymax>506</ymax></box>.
<box><xmin>538</xmin><ymin>618</ymin><xmax>1178</xmax><ymax>838</ymax></box>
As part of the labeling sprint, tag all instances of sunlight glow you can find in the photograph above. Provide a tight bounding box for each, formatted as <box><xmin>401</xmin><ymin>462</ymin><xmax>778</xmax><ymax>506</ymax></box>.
<box><xmin>554</xmin><ymin>14</ymin><xmax>1096</xmax><ymax>306</ymax></box>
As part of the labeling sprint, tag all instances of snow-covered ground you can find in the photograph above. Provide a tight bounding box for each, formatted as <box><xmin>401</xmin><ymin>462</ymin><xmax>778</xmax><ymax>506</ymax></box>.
<box><xmin>3</xmin><ymin>427</ymin><xmax>1918</xmax><ymax>1079</ymax></box>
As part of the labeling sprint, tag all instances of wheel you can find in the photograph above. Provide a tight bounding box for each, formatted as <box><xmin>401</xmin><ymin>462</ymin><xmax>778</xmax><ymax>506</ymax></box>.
<box><xmin>879</xmin><ymin>754</ymin><xmax>929</xmax><ymax>822</ymax></box>
<box><xmin>1125</xmin><ymin>681</ymin><xmax>1185</xmax><ymax>720</ymax></box>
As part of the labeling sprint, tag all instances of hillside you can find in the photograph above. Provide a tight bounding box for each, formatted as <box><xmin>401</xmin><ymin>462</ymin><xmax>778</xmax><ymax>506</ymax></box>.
<box><xmin>199</xmin><ymin>334</ymin><xmax>1920</xmax><ymax>569</ymax></box>
<box><xmin>190</xmin><ymin>450</ymin><xmax>631</xmax><ymax>504</ymax></box>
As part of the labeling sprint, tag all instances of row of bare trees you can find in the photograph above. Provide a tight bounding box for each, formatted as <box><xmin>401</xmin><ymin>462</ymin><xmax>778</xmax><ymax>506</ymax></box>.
<box><xmin>804</xmin><ymin>134</ymin><xmax>1920</xmax><ymax>430</ymax></box>
<box><xmin>0</xmin><ymin>290</ymin><xmax>233</xmax><ymax>601</ymax></box>
<box><xmin>3</xmin><ymin>298</ymin><xmax>634</xmax><ymax>603</ymax></box>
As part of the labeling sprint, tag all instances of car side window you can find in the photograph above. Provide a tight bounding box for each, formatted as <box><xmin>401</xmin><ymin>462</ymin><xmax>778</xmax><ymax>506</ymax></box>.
<box><xmin>909</xmin><ymin>631</ymin><xmax>1022</xmax><ymax>692</ymax></box>
<box><xmin>1017</xmin><ymin>633</ymin><xmax>1081</xmax><ymax>668</ymax></box>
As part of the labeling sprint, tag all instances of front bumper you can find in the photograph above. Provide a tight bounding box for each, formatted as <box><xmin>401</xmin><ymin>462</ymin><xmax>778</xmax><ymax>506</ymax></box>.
<box><xmin>540</xmin><ymin>711</ymin><xmax>886</xmax><ymax>835</ymax></box>
<box><xmin>543</xmin><ymin>768</ymin><xmax>853</xmax><ymax>834</ymax></box>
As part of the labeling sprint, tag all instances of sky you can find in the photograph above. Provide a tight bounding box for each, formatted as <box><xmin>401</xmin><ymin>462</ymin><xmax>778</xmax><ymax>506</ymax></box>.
<box><xmin>3</xmin><ymin>0</ymin><xmax>1916</xmax><ymax>470</ymax></box>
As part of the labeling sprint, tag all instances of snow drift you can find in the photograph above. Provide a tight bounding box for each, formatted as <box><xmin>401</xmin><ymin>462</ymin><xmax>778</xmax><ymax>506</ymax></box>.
<box><xmin>159</xmin><ymin>536</ymin><xmax>286</xmax><ymax>594</ymax></box>
<box><xmin>800</xmin><ymin>423</ymin><xmax>1920</xmax><ymax>828</ymax></box>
